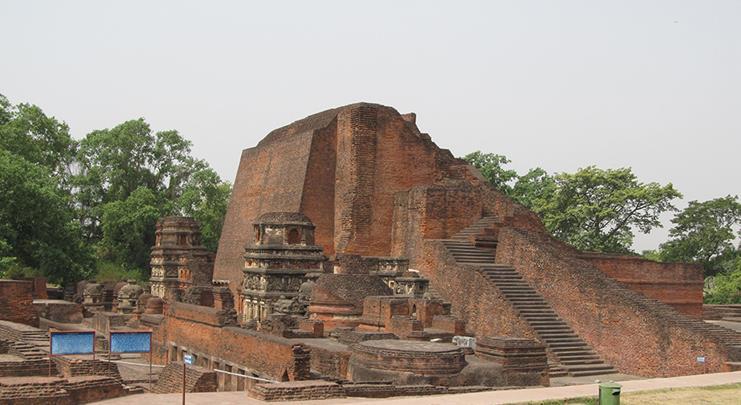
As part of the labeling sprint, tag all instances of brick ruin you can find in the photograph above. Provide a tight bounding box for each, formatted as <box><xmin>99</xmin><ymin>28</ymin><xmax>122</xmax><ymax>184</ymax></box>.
<box><xmin>139</xmin><ymin>103</ymin><xmax>739</xmax><ymax>399</ymax></box>
<box><xmin>210</xmin><ymin>102</ymin><xmax>740</xmax><ymax>380</ymax></box>
<box><xmin>150</xmin><ymin>216</ymin><xmax>215</xmax><ymax>301</ymax></box>
<box><xmin>1</xmin><ymin>102</ymin><xmax>740</xmax><ymax>402</ymax></box>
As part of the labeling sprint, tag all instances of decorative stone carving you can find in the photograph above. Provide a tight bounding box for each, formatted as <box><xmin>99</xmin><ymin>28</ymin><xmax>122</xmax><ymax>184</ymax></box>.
<box><xmin>150</xmin><ymin>216</ymin><xmax>214</xmax><ymax>301</ymax></box>
<box><xmin>241</xmin><ymin>212</ymin><xmax>327</xmax><ymax>322</ymax></box>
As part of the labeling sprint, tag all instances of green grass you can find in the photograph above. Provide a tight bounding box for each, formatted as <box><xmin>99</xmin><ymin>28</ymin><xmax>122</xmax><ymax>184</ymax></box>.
<box><xmin>517</xmin><ymin>383</ymin><xmax>741</xmax><ymax>405</ymax></box>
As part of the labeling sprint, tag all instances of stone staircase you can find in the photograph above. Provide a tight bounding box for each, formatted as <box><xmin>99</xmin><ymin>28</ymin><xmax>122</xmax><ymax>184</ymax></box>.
<box><xmin>705</xmin><ymin>305</ymin><xmax>741</xmax><ymax>323</ymax></box>
<box><xmin>441</xmin><ymin>217</ymin><xmax>617</xmax><ymax>377</ymax></box>
<box><xmin>9</xmin><ymin>340</ymin><xmax>47</xmax><ymax>360</ymax></box>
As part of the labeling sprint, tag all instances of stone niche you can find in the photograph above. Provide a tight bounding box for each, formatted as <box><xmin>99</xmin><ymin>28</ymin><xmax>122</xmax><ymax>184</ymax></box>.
<box><xmin>242</xmin><ymin>212</ymin><xmax>327</xmax><ymax>322</ymax></box>
<box><xmin>150</xmin><ymin>216</ymin><xmax>214</xmax><ymax>301</ymax></box>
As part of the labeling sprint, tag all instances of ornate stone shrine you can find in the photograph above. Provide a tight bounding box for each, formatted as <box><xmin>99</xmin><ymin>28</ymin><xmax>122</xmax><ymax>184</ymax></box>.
<box><xmin>150</xmin><ymin>216</ymin><xmax>214</xmax><ymax>301</ymax></box>
<box><xmin>241</xmin><ymin>212</ymin><xmax>326</xmax><ymax>322</ymax></box>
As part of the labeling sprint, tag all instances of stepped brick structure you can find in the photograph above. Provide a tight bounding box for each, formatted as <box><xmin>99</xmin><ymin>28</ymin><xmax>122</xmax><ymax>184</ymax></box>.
<box><xmin>214</xmin><ymin>102</ymin><xmax>741</xmax><ymax>378</ymax></box>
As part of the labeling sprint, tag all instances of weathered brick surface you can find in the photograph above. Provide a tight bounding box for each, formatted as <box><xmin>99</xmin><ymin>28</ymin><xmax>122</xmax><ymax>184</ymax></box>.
<box><xmin>250</xmin><ymin>380</ymin><xmax>344</xmax><ymax>401</ymax></box>
<box><xmin>152</xmin><ymin>302</ymin><xmax>311</xmax><ymax>381</ymax></box>
<box><xmin>211</xmin><ymin>103</ymin><xmax>724</xmax><ymax>380</ymax></box>
<box><xmin>0</xmin><ymin>377</ymin><xmax>72</xmax><ymax>405</ymax></box>
<box><xmin>215</xmin><ymin>103</ymin><xmax>465</xmax><ymax>301</ymax></box>
<box><xmin>0</xmin><ymin>375</ymin><xmax>126</xmax><ymax>404</ymax></box>
<box><xmin>0</xmin><ymin>280</ymin><xmax>39</xmax><ymax>327</ymax></box>
<box><xmin>64</xmin><ymin>376</ymin><xmax>127</xmax><ymax>403</ymax></box>
<box><xmin>52</xmin><ymin>357</ymin><xmax>120</xmax><ymax>379</ymax></box>
<box><xmin>151</xmin><ymin>362</ymin><xmax>217</xmax><ymax>393</ymax></box>
<box><xmin>33</xmin><ymin>300</ymin><xmax>83</xmax><ymax>324</ymax></box>
<box><xmin>495</xmin><ymin>227</ymin><xmax>733</xmax><ymax>377</ymax></box>
<box><xmin>579</xmin><ymin>253</ymin><xmax>704</xmax><ymax>317</ymax></box>
<box><xmin>417</xmin><ymin>241</ymin><xmax>536</xmax><ymax>340</ymax></box>
<box><xmin>0</xmin><ymin>358</ymin><xmax>52</xmax><ymax>377</ymax></box>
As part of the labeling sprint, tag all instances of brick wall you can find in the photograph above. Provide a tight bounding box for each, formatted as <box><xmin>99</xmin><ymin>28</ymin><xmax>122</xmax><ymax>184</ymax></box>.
<box><xmin>0</xmin><ymin>359</ymin><xmax>53</xmax><ymax>377</ymax></box>
<box><xmin>250</xmin><ymin>380</ymin><xmax>344</xmax><ymax>401</ymax></box>
<box><xmin>391</xmin><ymin>184</ymin><xmax>484</xmax><ymax>258</ymax></box>
<box><xmin>495</xmin><ymin>227</ymin><xmax>732</xmax><ymax>377</ymax></box>
<box><xmin>214</xmin><ymin>129</ymin><xmax>317</xmax><ymax>298</ymax></box>
<box><xmin>152</xmin><ymin>302</ymin><xmax>311</xmax><ymax>382</ymax></box>
<box><xmin>334</xmin><ymin>105</ymin><xmax>462</xmax><ymax>256</ymax></box>
<box><xmin>579</xmin><ymin>253</ymin><xmax>704</xmax><ymax>317</ymax></box>
<box><xmin>0</xmin><ymin>378</ymin><xmax>73</xmax><ymax>405</ymax></box>
<box><xmin>215</xmin><ymin>103</ymin><xmax>464</xmax><ymax>301</ymax></box>
<box><xmin>151</xmin><ymin>362</ymin><xmax>217</xmax><ymax>393</ymax></box>
<box><xmin>64</xmin><ymin>376</ymin><xmax>127</xmax><ymax>403</ymax></box>
<box><xmin>0</xmin><ymin>280</ymin><xmax>39</xmax><ymax>327</ymax></box>
<box><xmin>52</xmin><ymin>356</ymin><xmax>120</xmax><ymax>379</ymax></box>
<box><xmin>416</xmin><ymin>240</ymin><xmax>536</xmax><ymax>340</ymax></box>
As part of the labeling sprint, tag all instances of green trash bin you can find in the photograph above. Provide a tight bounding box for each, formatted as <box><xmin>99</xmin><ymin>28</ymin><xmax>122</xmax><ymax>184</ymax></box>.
<box><xmin>598</xmin><ymin>382</ymin><xmax>621</xmax><ymax>405</ymax></box>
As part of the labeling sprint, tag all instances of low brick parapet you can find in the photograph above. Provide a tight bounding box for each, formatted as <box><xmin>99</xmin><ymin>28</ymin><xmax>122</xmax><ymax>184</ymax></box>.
<box><xmin>250</xmin><ymin>380</ymin><xmax>344</xmax><ymax>401</ymax></box>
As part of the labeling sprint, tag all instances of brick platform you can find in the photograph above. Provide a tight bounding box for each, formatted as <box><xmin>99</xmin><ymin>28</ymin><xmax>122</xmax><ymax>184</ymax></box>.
<box><xmin>250</xmin><ymin>380</ymin><xmax>344</xmax><ymax>401</ymax></box>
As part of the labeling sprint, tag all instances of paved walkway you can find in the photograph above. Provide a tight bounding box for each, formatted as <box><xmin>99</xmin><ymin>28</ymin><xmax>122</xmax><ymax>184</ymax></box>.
<box><xmin>94</xmin><ymin>371</ymin><xmax>741</xmax><ymax>405</ymax></box>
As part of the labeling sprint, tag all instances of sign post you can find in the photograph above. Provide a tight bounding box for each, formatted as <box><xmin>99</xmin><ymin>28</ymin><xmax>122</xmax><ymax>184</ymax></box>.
<box><xmin>183</xmin><ymin>353</ymin><xmax>194</xmax><ymax>405</ymax></box>
<box><xmin>49</xmin><ymin>330</ymin><xmax>96</xmax><ymax>377</ymax></box>
<box><xmin>109</xmin><ymin>330</ymin><xmax>153</xmax><ymax>388</ymax></box>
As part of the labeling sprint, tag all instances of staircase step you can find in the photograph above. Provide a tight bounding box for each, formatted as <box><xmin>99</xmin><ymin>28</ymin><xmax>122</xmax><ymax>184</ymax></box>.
<box><xmin>561</xmin><ymin>358</ymin><xmax>605</xmax><ymax>365</ymax></box>
<box><xmin>539</xmin><ymin>334</ymin><xmax>579</xmax><ymax>339</ymax></box>
<box><xmin>550</xmin><ymin>344</ymin><xmax>590</xmax><ymax>351</ymax></box>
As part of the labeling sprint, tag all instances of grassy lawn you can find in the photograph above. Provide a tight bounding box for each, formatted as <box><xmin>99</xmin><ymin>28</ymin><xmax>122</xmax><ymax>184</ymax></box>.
<box><xmin>521</xmin><ymin>383</ymin><xmax>741</xmax><ymax>405</ymax></box>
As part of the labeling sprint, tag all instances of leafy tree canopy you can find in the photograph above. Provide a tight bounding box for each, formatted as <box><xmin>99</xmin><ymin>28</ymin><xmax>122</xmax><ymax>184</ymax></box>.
<box><xmin>174</xmin><ymin>168</ymin><xmax>231</xmax><ymax>251</ymax></box>
<box><xmin>544</xmin><ymin>166</ymin><xmax>681</xmax><ymax>253</ymax></box>
<box><xmin>98</xmin><ymin>187</ymin><xmax>167</xmax><ymax>273</ymax></box>
<box><xmin>1</xmin><ymin>93</ymin><xmax>230</xmax><ymax>283</ymax></box>
<box><xmin>659</xmin><ymin>195</ymin><xmax>740</xmax><ymax>276</ymax></box>
<box><xmin>464</xmin><ymin>152</ymin><xmax>518</xmax><ymax>194</ymax></box>
<box><xmin>0</xmin><ymin>94</ymin><xmax>77</xmax><ymax>187</ymax></box>
<box><xmin>464</xmin><ymin>151</ymin><xmax>682</xmax><ymax>253</ymax></box>
<box><xmin>0</xmin><ymin>149</ymin><xmax>94</xmax><ymax>283</ymax></box>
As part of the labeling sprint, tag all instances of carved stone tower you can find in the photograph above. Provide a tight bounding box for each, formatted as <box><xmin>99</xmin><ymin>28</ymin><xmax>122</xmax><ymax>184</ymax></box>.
<box><xmin>150</xmin><ymin>216</ymin><xmax>214</xmax><ymax>301</ymax></box>
<box><xmin>241</xmin><ymin>212</ymin><xmax>326</xmax><ymax>322</ymax></box>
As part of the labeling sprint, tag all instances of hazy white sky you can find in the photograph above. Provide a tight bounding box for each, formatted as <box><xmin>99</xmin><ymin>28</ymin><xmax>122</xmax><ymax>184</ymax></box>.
<box><xmin>2</xmin><ymin>1</ymin><xmax>739</xmax><ymax>251</ymax></box>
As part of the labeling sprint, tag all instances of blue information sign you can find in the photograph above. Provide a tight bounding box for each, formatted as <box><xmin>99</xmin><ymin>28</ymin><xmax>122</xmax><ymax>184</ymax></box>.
<box><xmin>183</xmin><ymin>353</ymin><xmax>194</xmax><ymax>365</ymax></box>
<box><xmin>110</xmin><ymin>331</ymin><xmax>152</xmax><ymax>354</ymax></box>
<box><xmin>50</xmin><ymin>331</ymin><xmax>95</xmax><ymax>355</ymax></box>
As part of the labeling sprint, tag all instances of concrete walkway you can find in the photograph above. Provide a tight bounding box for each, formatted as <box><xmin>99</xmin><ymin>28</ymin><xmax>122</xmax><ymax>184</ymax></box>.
<box><xmin>94</xmin><ymin>371</ymin><xmax>741</xmax><ymax>405</ymax></box>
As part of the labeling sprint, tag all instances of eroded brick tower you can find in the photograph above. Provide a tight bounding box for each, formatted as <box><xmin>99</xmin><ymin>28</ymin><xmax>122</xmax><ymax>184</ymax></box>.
<box><xmin>150</xmin><ymin>216</ymin><xmax>214</xmax><ymax>301</ymax></box>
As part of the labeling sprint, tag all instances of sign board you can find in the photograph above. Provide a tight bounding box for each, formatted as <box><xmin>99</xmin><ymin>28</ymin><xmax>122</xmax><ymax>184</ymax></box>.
<box><xmin>50</xmin><ymin>331</ymin><xmax>95</xmax><ymax>355</ymax></box>
<box><xmin>452</xmin><ymin>335</ymin><xmax>476</xmax><ymax>349</ymax></box>
<box><xmin>696</xmin><ymin>356</ymin><xmax>706</xmax><ymax>364</ymax></box>
<box><xmin>183</xmin><ymin>353</ymin><xmax>194</xmax><ymax>365</ymax></box>
<box><xmin>110</xmin><ymin>331</ymin><xmax>151</xmax><ymax>354</ymax></box>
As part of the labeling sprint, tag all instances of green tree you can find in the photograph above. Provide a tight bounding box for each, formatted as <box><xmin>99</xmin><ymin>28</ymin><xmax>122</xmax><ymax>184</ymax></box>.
<box><xmin>0</xmin><ymin>149</ymin><xmax>94</xmax><ymax>283</ymax></box>
<box><xmin>704</xmin><ymin>258</ymin><xmax>741</xmax><ymax>304</ymax></box>
<box><xmin>75</xmin><ymin>118</ymin><xmax>231</xmax><ymax>276</ymax></box>
<box><xmin>510</xmin><ymin>167</ymin><xmax>557</xmax><ymax>211</ymax></box>
<box><xmin>659</xmin><ymin>196</ymin><xmax>740</xmax><ymax>276</ymax></box>
<box><xmin>98</xmin><ymin>187</ymin><xmax>167</xmax><ymax>273</ymax></box>
<box><xmin>73</xmin><ymin>119</ymin><xmax>206</xmax><ymax>241</ymax></box>
<box><xmin>0</xmin><ymin>94</ymin><xmax>77</xmax><ymax>187</ymax></box>
<box><xmin>175</xmin><ymin>168</ymin><xmax>231</xmax><ymax>251</ymax></box>
<box><xmin>464</xmin><ymin>151</ymin><xmax>519</xmax><ymax>193</ymax></box>
<box><xmin>543</xmin><ymin>166</ymin><xmax>681</xmax><ymax>253</ymax></box>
